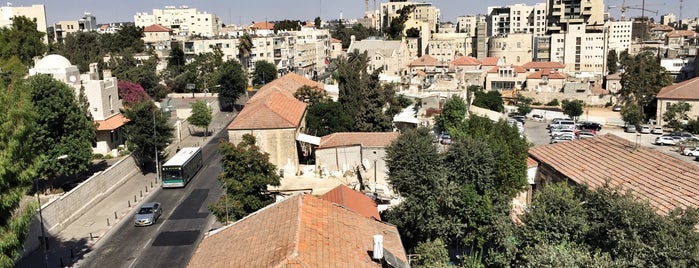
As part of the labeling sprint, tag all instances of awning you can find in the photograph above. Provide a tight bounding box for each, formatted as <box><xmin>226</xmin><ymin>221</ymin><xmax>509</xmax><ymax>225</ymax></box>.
<box><xmin>393</xmin><ymin>106</ymin><xmax>419</xmax><ymax>124</ymax></box>
<box><xmin>296</xmin><ymin>133</ymin><xmax>321</xmax><ymax>145</ymax></box>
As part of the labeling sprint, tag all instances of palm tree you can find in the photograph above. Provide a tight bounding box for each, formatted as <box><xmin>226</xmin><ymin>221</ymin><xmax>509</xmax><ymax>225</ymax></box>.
<box><xmin>237</xmin><ymin>33</ymin><xmax>253</xmax><ymax>70</ymax></box>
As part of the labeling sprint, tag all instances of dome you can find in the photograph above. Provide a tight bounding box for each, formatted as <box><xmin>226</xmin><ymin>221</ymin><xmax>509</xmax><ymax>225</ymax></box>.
<box><xmin>34</xmin><ymin>54</ymin><xmax>72</xmax><ymax>69</ymax></box>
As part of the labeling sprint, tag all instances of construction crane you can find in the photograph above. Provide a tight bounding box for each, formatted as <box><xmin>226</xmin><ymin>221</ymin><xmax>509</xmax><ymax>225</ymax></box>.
<box><xmin>610</xmin><ymin>0</ymin><xmax>664</xmax><ymax>20</ymax></box>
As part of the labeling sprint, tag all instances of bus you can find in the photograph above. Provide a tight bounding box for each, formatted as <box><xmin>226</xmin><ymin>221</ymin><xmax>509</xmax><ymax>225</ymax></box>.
<box><xmin>161</xmin><ymin>147</ymin><xmax>203</xmax><ymax>188</ymax></box>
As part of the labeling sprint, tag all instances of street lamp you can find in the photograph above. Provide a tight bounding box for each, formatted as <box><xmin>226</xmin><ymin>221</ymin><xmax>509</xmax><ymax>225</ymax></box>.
<box><xmin>37</xmin><ymin>154</ymin><xmax>67</xmax><ymax>268</ymax></box>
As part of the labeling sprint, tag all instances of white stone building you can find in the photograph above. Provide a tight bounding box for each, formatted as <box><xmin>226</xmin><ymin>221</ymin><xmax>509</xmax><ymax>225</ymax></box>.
<box><xmin>0</xmin><ymin>3</ymin><xmax>47</xmax><ymax>43</ymax></box>
<box><xmin>134</xmin><ymin>5</ymin><xmax>220</xmax><ymax>37</ymax></box>
<box><xmin>380</xmin><ymin>1</ymin><xmax>439</xmax><ymax>34</ymax></box>
<box><xmin>347</xmin><ymin>37</ymin><xmax>410</xmax><ymax>79</ymax></box>
<box><xmin>550</xmin><ymin>24</ymin><xmax>605</xmax><ymax>75</ymax></box>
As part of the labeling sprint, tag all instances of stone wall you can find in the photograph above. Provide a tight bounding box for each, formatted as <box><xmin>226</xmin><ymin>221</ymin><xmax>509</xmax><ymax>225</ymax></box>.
<box><xmin>520</xmin><ymin>91</ymin><xmax>614</xmax><ymax>107</ymax></box>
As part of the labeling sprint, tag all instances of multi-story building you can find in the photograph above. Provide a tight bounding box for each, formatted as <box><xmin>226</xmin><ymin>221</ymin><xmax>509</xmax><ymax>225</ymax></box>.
<box><xmin>429</xmin><ymin>33</ymin><xmax>473</xmax><ymax>62</ymax></box>
<box><xmin>488</xmin><ymin>33</ymin><xmax>533</xmax><ymax>65</ymax></box>
<box><xmin>347</xmin><ymin>37</ymin><xmax>410</xmax><ymax>78</ymax></box>
<box><xmin>456</xmin><ymin>14</ymin><xmax>486</xmax><ymax>36</ymax></box>
<box><xmin>546</xmin><ymin>0</ymin><xmax>605</xmax><ymax>33</ymax></box>
<box><xmin>0</xmin><ymin>4</ymin><xmax>47</xmax><ymax>43</ymax></box>
<box><xmin>606</xmin><ymin>20</ymin><xmax>633</xmax><ymax>53</ymax></box>
<box><xmin>487</xmin><ymin>3</ymin><xmax>547</xmax><ymax>36</ymax></box>
<box><xmin>134</xmin><ymin>5</ymin><xmax>220</xmax><ymax>37</ymax></box>
<box><xmin>380</xmin><ymin>1</ymin><xmax>440</xmax><ymax>34</ymax></box>
<box><xmin>550</xmin><ymin>24</ymin><xmax>605</xmax><ymax>75</ymax></box>
<box><xmin>54</xmin><ymin>13</ymin><xmax>99</xmax><ymax>44</ymax></box>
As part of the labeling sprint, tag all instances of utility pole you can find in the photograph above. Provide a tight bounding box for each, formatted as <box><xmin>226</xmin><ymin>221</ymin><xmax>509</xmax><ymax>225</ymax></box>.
<box><xmin>153</xmin><ymin>110</ymin><xmax>159</xmax><ymax>182</ymax></box>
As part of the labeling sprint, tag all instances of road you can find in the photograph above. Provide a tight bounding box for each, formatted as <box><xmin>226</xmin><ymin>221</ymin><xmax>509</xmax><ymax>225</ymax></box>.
<box><xmin>78</xmin><ymin>129</ymin><xmax>226</xmax><ymax>268</ymax></box>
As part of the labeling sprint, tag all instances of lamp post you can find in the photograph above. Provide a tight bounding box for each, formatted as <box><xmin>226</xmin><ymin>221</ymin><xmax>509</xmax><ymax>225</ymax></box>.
<box><xmin>37</xmin><ymin>154</ymin><xmax>67</xmax><ymax>268</ymax></box>
<box><xmin>153</xmin><ymin>110</ymin><xmax>159</xmax><ymax>182</ymax></box>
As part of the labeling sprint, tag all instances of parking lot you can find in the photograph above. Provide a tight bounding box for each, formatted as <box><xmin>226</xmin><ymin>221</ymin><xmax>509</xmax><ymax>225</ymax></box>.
<box><xmin>523</xmin><ymin>120</ymin><xmax>699</xmax><ymax>165</ymax></box>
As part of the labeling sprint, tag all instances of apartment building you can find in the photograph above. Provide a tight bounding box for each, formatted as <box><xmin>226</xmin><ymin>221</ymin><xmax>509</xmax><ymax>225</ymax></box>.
<box><xmin>380</xmin><ymin>1</ymin><xmax>440</xmax><ymax>34</ymax></box>
<box><xmin>487</xmin><ymin>3</ymin><xmax>547</xmax><ymax>36</ymax></box>
<box><xmin>546</xmin><ymin>0</ymin><xmax>605</xmax><ymax>33</ymax></box>
<box><xmin>54</xmin><ymin>13</ymin><xmax>98</xmax><ymax>44</ymax></box>
<box><xmin>347</xmin><ymin>37</ymin><xmax>410</xmax><ymax>78</ymax></box>
<box><xmin>550</xmin><ymin>24</ymin><xmax>605</xmax><ymax>75</ymax></box>
<box><xmin>488</xmin><ymin>33</ymin><xmax>533</xmax><ymax>65</ymax></box>
<box><xmin>429</xmin><ymin>33</ymin><xmax>473</xmax><ymax>62</ymax></box>
<box><xmin>456</xmin><ymin>14</ymin><xmax>486</xmax><ymax>36</ymax></box>
<box><xmin>606</xmin><ymin>20</ymin><xmax>633</xmax><ymax>53</ymax></box>
<box><xmin>134</xmin><ymin>5</ymin><xmax>220</xmax><ymax>37</ymax></box>
<box><xmin>0</xmin><ymin>3</ymin><xmax>47</xmax><ymax>43</ymax></box>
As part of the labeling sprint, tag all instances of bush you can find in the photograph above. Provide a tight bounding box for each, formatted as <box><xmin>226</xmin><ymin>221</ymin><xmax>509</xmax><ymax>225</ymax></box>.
<box><xmin>532</xmin><ymin>101</ymin><xmax>542</xmax><ymax>106</ymax></box>
<box><xmin>546</xmin><ymin>99</ymin><xmax>560</xmax><ymax>106</ymax></box>
<box><xmin>92</xmin><ymin>153</ymin><xmax>104</xmax><ymax>159</ymax></box>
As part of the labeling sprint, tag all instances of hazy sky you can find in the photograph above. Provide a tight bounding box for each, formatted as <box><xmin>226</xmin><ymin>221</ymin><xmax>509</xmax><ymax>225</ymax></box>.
<box><xmin>8</xmin><ymin>0</ymin><xmax>699</xmax><ymax>26</ymax></box>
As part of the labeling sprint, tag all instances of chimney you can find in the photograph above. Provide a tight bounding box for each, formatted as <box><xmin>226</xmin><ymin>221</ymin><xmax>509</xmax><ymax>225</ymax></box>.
<box><xmin>372</xmin><ymin>234</ymin><xmax>384</xmax><ymax>260</ymax></box>
<box><xmin>103</xmin><ymin>69</ymin><xmax>112</xmax><ymax>79</ymax></box>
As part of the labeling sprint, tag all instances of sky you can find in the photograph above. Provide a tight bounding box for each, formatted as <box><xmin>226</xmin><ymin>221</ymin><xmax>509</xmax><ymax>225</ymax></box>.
<box><xmin>9</xmin><ymin>0</ymin><xmax>699</xmax><ymax>26</ymax></box>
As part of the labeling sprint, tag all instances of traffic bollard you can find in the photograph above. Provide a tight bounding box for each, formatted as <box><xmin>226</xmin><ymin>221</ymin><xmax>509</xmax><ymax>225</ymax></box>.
<box><xmin>107</xmin><ymin>218</ymin><xmax>110</xmax><ymax>226</ymax></box>
<box><xmin>140</xmin><ymin>190</ymin><xmax>143</xmax><ymax>197</ymax></box>
<box><xmin>134</xmin><ymin>195</ymin><xmax>136</xmax><ymax>202</ymax></box>
<box><xmin>145</xmin><ymin>186</ymin><xmax>148</xmax><ymax>193</ymax></box>
<box><xmin>114</xmin><ymin>211</ymin><xmax>117</xmax><ymax>219</ymax></box>
<box><xmin>151</xmin><ymin>182</ymin><xmax>153</xmax><ymax>188</ymax></box>
<box><xmin>90</xmin><ymin>233</ymin><xmax>94</xmax><ymax>241</ymax></box>
<box><xmin>128</xmin><ymin>200</ymin><xmax>131</xmax><ymax>207</ymax></box>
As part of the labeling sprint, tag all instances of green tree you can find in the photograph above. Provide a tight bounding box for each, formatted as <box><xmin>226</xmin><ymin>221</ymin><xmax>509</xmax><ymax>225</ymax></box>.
<box><xmin>314</xmin><ymin>17</ymin><xmax>322</xmax><ymax>29</ymax></box>
<box><xmin>237</xmin><ymin>34</ymin><xmax>253</xmax><ymax>69</ymax></box>
<box><xmin>517</xmin><ymin>241</ymin><xmax>621</xmax><ymax>268</ymax></box>
<box><xmin>0</xmin><ymin>82</ymin><xmax>40</xmax><ymax>266</ymax></box>
<box><xmin>166</xmin><ymin>42</ymin><xmax>186</xmax><ymax>78</ymax></box>
<box><xmin>0</xmin><ymin>16</ymin><xmax>47</xmax><ymax>66</ymax></box>
<box><xmin>123</xmin><ymin>101</ymin><xmax>174</xmax><ymax>167</ymax></box>
<box><xmin>515</xmin><ymin>94</ymin><xmax>533</xmax><ymax>116</ymax></box>
<box><xmin>273</xmin><ymin>20</ymin><xmax>302</xmax><ymax>32</ymax></box>
<box><xmin>618</xmin><ymin>51</ymin><xmax>672</xmax><ymax>121</ymax></box>
<box><xmin>607</xmin><ymin>49</ymin><xmax>619</xmax><ymax>74</ymax></box>
<box><xmin>99</xmin><ymin>25</ymin><xmax>144</xmax><ymax>53</ymax></box>
<box><xmin>406</xmin><ymin>27</ymin><xmax>420</xmax><ymax>38</ymax></box>
<box><xmin>0</xmin><ymin>56</ymin><xmax>28</xmax><ymax>87</ymax></box>
<box><xmin>304</xmin><ymin>100</ymin><xmax>354</xmax><ymax>137</ymax></box>
<box><xmin>384</xmin><ymin>5</ymin><xmax>416</xmax><ymax>39</ymax></box>
<box><xmin>188</xmin><ymin>100</ymin><xmax>212</xmax><ymax>136</ymax></box>
<box><xmin>293</xmin><ymin>85</ymin><xmax>330</xmax><ymax>106</ymax></box>
<box><xmin>435</xmin><ymin>95</ymin><xmax>467</xmax><ymax>131</ymax></box>
<box><xmin>252</xmin><ymin>60</ymin><xmax>277</xmax><ymax>87</ymax></box>
<box><xmin>562</xmin><ymin>99</ymin><xmax>584</xmax><ymax>120</ymax></box>
<box><xmin>109</xmin><ymin>52</ymin><xmax>162</xmax><ymax>99</ymax></box>
<box><xmin>210</xmin><ymin>135</ymin><xmax>281</xmax><ymax>222</ymax></box>
<box><xmin>23</xmin><ymin>74</ymin><xmax>95</xmax><ymax>184</ymax></box>
<box><xmin>216</xmin><ymin>59</ymin><xmax>248</xmax><ymax>111</ymax></box>
<box><xmin>520</xmin><ymin>182</ymin><xmax>589</xmax><ymax>247</ymax></box>
<box><xmin>472</xmin><ymin>90</ymin><xmax>504</xmax><ymax>112</ymax></box>
<box><xmin>332</xmin><ymin>21</ymin><xmax>380</xmax><ymax>49</ymax></box>
<box><xmin>55</xmin><ymin>31</ymin><xmax>103</xmax><ymax>72</ymax></box>
<box><xmin>414</xmin><ymin>238</ymin><xmax>450</xmax><ymax>268</ymax></box>
<box><xmin>620</xmin><ymin>103</ymin><xmax>644</xmax><ymax>127</ymax></box>
<box><xmin>663</xmin><ymin>101</ymin><xmax>691</xmax><ymax>131</ymax></box>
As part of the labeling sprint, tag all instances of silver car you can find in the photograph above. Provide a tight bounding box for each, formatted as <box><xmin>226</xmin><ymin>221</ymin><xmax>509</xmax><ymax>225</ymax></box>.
<box><xmin>134</xmin><ymin>202</ymin><xmax>162</xmax><ymax>226</ymax></box>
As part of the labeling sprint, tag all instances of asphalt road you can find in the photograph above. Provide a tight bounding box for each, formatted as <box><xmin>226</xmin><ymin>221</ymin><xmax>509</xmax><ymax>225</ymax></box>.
<box><xmin>78</xmin><ymin>129</ymin><xmax>225</xmax><ymax>268</ymax></box>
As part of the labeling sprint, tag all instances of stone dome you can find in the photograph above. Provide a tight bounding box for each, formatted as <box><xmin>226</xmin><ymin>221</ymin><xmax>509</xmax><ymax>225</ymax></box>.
<box><xmin>34</xmin><ymin>54</ymin><xmax>72</xmax><ymax>69</ymax></box>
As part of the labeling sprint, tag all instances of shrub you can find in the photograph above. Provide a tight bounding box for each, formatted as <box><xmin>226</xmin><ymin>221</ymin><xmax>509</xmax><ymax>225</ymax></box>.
<box><xmin>546</xmin><ymin>99</ymin><xmax>560</xmax><ymax>106</ymax></box>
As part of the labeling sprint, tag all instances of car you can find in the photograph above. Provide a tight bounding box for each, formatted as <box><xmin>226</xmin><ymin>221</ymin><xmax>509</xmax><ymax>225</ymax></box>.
<box><xmin>511</xmin><ymin>115</ymin><xmax>526</xmax><ymax>125</ymax></box>
<box><xmin>531</xmin><ymin>114</ymin><xmax>544</xmax><ymax>122</ymax></box>
<box><xmin>625</xmin><ymin>125</ymin><xmax>637</xmax><ymax>133</ymax></box>
<box><xmin>652</xmin><ymin>126</ymin><xmax>663</xmax><ymax>135</ymax></box>
<box><xmin>670</xmin><ymin>132</ymin><xmax>694</xmax><ymax>141</ymax></box>
<box><xmin>576</xmin><ymin>130</ymin><xmax>596</xmax><ymax>139</ymax></box>
<box><xmin>655</xmin><ymin>136</ymin><xmax>678</xmax><ymax>146</ymax></box>
<box><xmin>640</xmin><ymin>125</ymin><xmax>651</xmax><ymax>134</ymax></box>
<box><xmin>551</xmin><ymin>129</ymin><xmax>575</xmax><ymax>137</ymax></box>
<box><xmin>612</xmin><ymin>105</ymin><xmax>622</xmax><ymax>112</ymax></box>
<box><xmin>134</xmin><ymin>202</ymin><xmax>162</xmax><ymax>226</ymax></box>
<box><xmin>547</xmin><ymin>118</ymin><xmax>568</xmax><ymax>129</ymax></box>
<box><xmin>578</xmin><ymin>121</ymin><xmax>602</xmax><ymax>131</ymax></box>
<box><xmin>683</xmin><ymin>147</ymin><xmax>699</xmax><ymax>156</ymax></box>
<box><xmin>550</xmin><ymin>133</ymin><xmax>575</xmax><ymax>143</ymax></box>
<box><xmin>440</xmin><ymin>133</ymin><xmax>452</xmax><ymax>145</ymax></box>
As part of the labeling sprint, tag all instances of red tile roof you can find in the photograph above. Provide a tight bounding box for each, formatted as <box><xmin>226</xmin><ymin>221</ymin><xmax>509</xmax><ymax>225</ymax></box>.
<box><xmin>321</xmin><ymin>184</ymin><xmax>381</xmax><ymax>220</ymax></box>
<box><xmin>256</xmin><ymin>72</ymin><xmax>324</xmax><ymax>99</ymax></box>
<box><xmin>522</xmin><ymin>61</ymin><xmax>565</xmax><ymax>69</ymax></box>
<box><xmin>666</xmin><ymin>30</ymin><xmax>697</xmax><ymax>38</ymax></box>
<box><xmin>527</xmin><ymin>69</ymin><xmax>567</xmax><ymax>79</ymax></box>
<box><xmin>656</xmin><ymin>77</ymin><xmax>699</xmax><ymax>100</ymax></box>
<box><xmin>529</xmin><ymin>134</ymin><xmax>699</xmax><ymax>215</ymax></box>
<box><xmin>253</xmin><ymin>21</ymin><xmax>275</xmax><ymax>30</ymax></box>
<box><xmin>526</xmin><ymin>157</ymin><xmax>538</xmax><ymax>168</ymax></box>
<box><xmin>651</xmin><ymin>24</ymin><xmax>674</xmax><ymax>32</ymax></box>
<box><xmin>481</xmin><ymin>57</ymin><xmax>499</xmax><ymax>66</ymax></box>
<box><xmin>409</xmin><ymin>54</ymin><xmax>441</xmax><ymax>67</ymax></box>
<box><xmin>331</xmin><ymin>38</ymin><xmax>342</xmax><ymax>43</ymax></box>
<box><xmin>143</xmin><ymin>24</ymin><xmax>172</xmax><ymax>32</ymax></box>
<box><xmin>451</xmin><ymin>56</ymin><xmax>481</xmax><ymax>66</ymax></box>
<box><xmin>227</xmin><ymin>91</ymin><xmax>306</xmax><ymax>130</ymax></box>
<box><xmin>95</xmin><ymin>114</ymin><xmax>129</xmax><ymax>131</ymax></box>
<box><xmin>318</xmin><ymin>132</ymin><xmax>400</xmax><ymax>149</ymax></box>
<box><xmin>487</xmin><ymin>65</ymin><xmax>526</xmax><ymax>73</ymax></box>
<box><xmin>188</xmin><ymin>194</ymin><xmax>407</xmax><ymax>267</ymax></box>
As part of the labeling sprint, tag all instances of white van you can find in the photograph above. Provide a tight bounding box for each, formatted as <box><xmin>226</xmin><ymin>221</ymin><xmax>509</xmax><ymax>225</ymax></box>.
<box><xmin>549</xmin><ymin>120</ymin><xmax>576</xmax><ymax>131</ymax></box>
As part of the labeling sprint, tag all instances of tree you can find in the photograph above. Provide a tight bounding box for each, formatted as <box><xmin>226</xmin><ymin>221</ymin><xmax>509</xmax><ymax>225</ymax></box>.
<box><xmin>314</xmin><ymin>17</ymin><xmax>322</xmax><ymax>29</ymax></box>
<box><xmin>607</xmin><ymin>49</ymin><xmax>619</xmax><ymax>74</ymax></box>
<box><xmin>515</xmin><ymin>94</ymin><xmax>533</xmax><ymax>116</ymax></box>
<box><xmin>562</xmin><ymin>99</ymin><xmax>584</xmax><ymax>120</ymax></box>
<box><xmin>99</xmin><ymin>25</ymin><xmax>144</xmax><ymax>53</ymax></box>
<box><xmin>414</xmin><ymin>238</ymin><xmax>450</xmax><ymax>268</ymax></box>
<box><xmin>215</xmin><ymin>59</ymin><xmax>248</xmax><ymax>111</ymax></box>
<box><xmin>663</xmin><ymin>101</ymin><xmax>691</xmax><ymax>131</ymax></box>
<box><xmin>0</xmin><ymin>81</ymin><xmax>40</xmax><ymax>266</ymax></box>
<box><xmin>435</xmin><ymin>95</ymin><xmax>467</xmax><ymax>131</ymax></box>
<box><xmin>252</xmin><ymin>60</ymin><xmax>277</xmax><ymax>87</ymax></box>
<box><xmin>520</xmin><ymin>182</ymin><xmax>589</xmax><ymax>247</ymax></box>
<box><xmin>472</xmin><ymin>90</ymin><xmax>504</xmax><ymax>112</ymax></box>
<box><xmin>293</xmin><ymin>85</ymin><xmax>330</xmax><ymax>106</ymax></box>
<box><xmin>406</xmin><ymin>27</ymin><xmax>420</xmax><ymax>38</ymax></box>
<box><xmin>273</xmin><ymin>20</ymin><xmax>302</xmax><ymax>32</ymax></box>
<box><xmin>23</xmin><ymin>74</ymin><xmax>95</xmax><ymax>183</ymax></box>
<box><xmin>304</xmin><ymin>100</ymin><xmax>354</xmax><ymax>137</ymax></box>
<box><xmin>122</xmin><ymin>101</ymin><xmax>174</xmax><ymax>167</ymax></box>
<box><xmin>209</xmin><ymin>135</ymin><xmax>281</xmax><ymax>222</ymax></box>
<box><xmin>166</xmin><ymin>42</ymin><xmax>186</xmax><ymax>77</ymax></box>
<box><xmin>332</xmin><ymin>21</ymin><xmax>380</xmax><ymax>49</ymax></box>
<box><xmin>618</xmin><ymin>51</ymin><xmax>673</xmax><ymax>121</ymax></box>
<box><xmin>0</xmin><ymin>16</ymin><xmax>47</xmax><ymax>66</ymax></box>
<box><xmin>188</xmin><ymin>100</ymin><xmax>212</xmax><ymax>136</ymax></box>
<box><xmin>0</xmin><ymin>56</ymin><xmax>28</xmax><ymax>87</ymax></box>
<box><xmin>109</xmin><ymin>52</ymin><xmax>162</xmax><ymax>99</ymax></box>
<box><xmin>384</xmin><ymin>5</ymin><xmax>416</xmax><ymax>39</ymax></box>
<box><xmin>237</xmin><ymin>34</ymin><xmax>253</xmax><ymax>69</ymax></box>
<box><xmin>117</xmin><ymin>80</ymin><xmax>151</xmax><ymax>106</ymax></box>
<box><xmin>620</xmin><ymin>103</ymin><xmax>644</xmax><ymax>127</ymax></box>
<box><xmin>55</xmin><ymin>31</ymin><xmax>103</xmax><ymax>72</ymax></box>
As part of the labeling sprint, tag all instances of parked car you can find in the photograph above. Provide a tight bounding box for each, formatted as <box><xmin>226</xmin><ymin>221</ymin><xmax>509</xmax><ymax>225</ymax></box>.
<box><xmin>578</xmin><ymin>121</ymin><xmax>602</xmax><ymax>131</ymax></box>
<box><xmin>640</xmin><ymin>125</ymin><xmax>651</xmax><ymax>134</ymax></box>
<box><xmin>670</xmin><ymin>132</ymin><xmax>694</xmax><ymax>141</ymax></box>
<box><xmin>440</xmin><ymin>133</ymin><xmax>452</xmax><ymax>145</ymax></box>
<box><xmin>550</xmin><ymin>133</ymin><xmax>575</xmax><ymax>143</ymax></box>
<box><xmin>655</xmin><ymin>136</ymin><xmax>678</xmax><ymax>146</ymax></box>
<box><xmin>531</xmin><ymin>114</ymin><xmax>544</xmax><ymax>122</ymax></box>
<box><xmin>134</xmin><ymin>202</ymin><xmax>162</xmax><ymax>227</ymax></box>
<box><xmin>625</xmin><ymin>125</ymin><xmax>637</xmax><ymax>133</ymax></box>
<box><xmin>576</xmin><ymin>130</ymin><xmax>596</xmax><ymax>139</ymax></box>
<box><xmin>683</xmin><ymin>147</ymin><xmax>699</xmax><ymax>156</ymax></box>
<box><xmin>652</xmin><ymin>125</ymin><xmax>664</xmax><ymax>135</ymax></box>
<box><xmin>511</xmin><ymin>115</ymin><xmax>526</xmax><ymax>125</ymax></box>
<box><xmin>612</xmin><ymin>105</ymin><xmax>622</xmax><ymax>112</ymax></box>
<box><xmin>549</xmin><ymin>120</ymin><xmax>576</xmax><ymax>132</ymax></box>
<box><xmin>551</xmin><ymin>129</ymin><xmax>575</xmax><ymax>137</ymax></box>
<box><xmin>547</xmin><ymin>118</ymin><xmax>569</xmax><ymax>129</ymax></box>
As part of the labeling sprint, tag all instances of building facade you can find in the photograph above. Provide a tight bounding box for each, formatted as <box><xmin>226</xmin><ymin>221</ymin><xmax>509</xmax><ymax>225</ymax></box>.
<box><xmin>134</xmin><ymin>6</ymin><xmax>220</xmax><ymax>37</ymax></box>
<box><xmin>0</xmin><ymin>4</ymin><xmax>47</xmax><ymax>43</ymax></box>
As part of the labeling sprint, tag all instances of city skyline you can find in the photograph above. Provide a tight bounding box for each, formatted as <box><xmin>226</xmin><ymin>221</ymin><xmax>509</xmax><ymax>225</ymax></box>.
<box><xmin>7</xmin><ymin>0</ymin><xmax>699</xmax><ymax>26</ymax></box>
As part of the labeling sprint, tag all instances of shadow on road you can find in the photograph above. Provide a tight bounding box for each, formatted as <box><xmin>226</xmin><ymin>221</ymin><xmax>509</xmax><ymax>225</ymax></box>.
<box><xmin>16</xmin><ymin>233</ymin><xmax>91</xmax><ymax>268</ymax></box>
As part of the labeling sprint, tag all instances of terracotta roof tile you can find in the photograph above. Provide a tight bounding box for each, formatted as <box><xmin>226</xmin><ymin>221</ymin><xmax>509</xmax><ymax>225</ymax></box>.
<box><xmin>487</xmin><ymin>65</ymin><xmax>527</xmax><ymax>73</ymax></box>
<box><xmin>526</xmin><ymin>157</ymin><xmax>538</xmax><ymax>168</ymax></box>
<box><xmin>656</xmin><ymin>77</ymin><xmax>699</xmax><ymax>100</ymax></box>
<box><xmin>228</xmin><ymin>91</ymin><xmax>306</xmax><ymax>130</ymax></box>
<box><xmin>188</xmin><ymin>194</ymin><xmax>407</xmax><ymax>267</ymax></box>
<box><xmin>318</xmin><ymin>132</ymin><xmax>400</xmax><ymax>149</ymax></box>
<box><xmin>253</xmin><ymin>21</ymin><xmax>275</xmax><ymax>30</ymax></box>
<box><xmin>451</xmin><ymin>56</ymin><xmax>481</xmax><ymax>66</ymax></box>
<box><xmin>143</xmin><ymin>24</ymin><xmax>172</xmax><ymax>32</ymax></box>
<box><xmin>526</xmin><ymin>69</ymin><xmax>567</xmax><ymax>79</ymax></box>
<box><xmin>666</xmin><ymin>30</ymin><xmax>697</xmax><ymax>38</ymax></box>
<box><xmin>321</xmin><ymin>184</ymin><xmax>381</xmax><ymax>220</ymax></box>
<box><xmin>481</xmin><ymin>57</ymin><xmax>499</xmax><ymax>66</ymax></box>
<box><xmin>96</xmin><ymin>114</ymin><xmax>129</xmax><ymax>131</ymax></box>
<box><xmin>331</xmin><ymin>38</ymin><xmax>342</xmax><ymax>43</ymax></box>
<box><xmin>522</xmin><ymin>61</ymin><xmax>565</xmax><ymax>69</ymax></box>
<box><xmin>409</xmin><ymin>54</ymin><xmax>442</xmax><ymax>67</ymax></box>
<box><xmin>529</xmin><ymin>134</ymin><xmax>699</xmax><ymax>215</ymax></box>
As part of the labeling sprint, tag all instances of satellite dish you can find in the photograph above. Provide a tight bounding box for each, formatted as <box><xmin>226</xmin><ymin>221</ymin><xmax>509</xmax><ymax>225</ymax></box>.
<box><xmin>69</xmin><ymin>75</ymin><xmax>77</xmax><ymax>83</ymax></box>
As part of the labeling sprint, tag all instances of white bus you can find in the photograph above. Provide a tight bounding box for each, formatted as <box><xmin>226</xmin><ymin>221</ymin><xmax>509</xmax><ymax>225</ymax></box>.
<box><xmin>161</xmin><ymin>147</ymin><xmax>203</xmax><ymax>188</ymax></box>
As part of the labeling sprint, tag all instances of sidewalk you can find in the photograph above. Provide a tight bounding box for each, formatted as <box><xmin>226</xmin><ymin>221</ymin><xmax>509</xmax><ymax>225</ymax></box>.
<box><xmin>16</xmin><ymin>97</ymin><xmax>236</xmax><ymax>268</ymax></box>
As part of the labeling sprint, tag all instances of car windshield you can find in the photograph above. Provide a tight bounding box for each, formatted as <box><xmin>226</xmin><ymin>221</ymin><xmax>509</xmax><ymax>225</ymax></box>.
<box><xmin>138</xmin><ymin>207</ymin><xmax>154</xmax><ymax>214</ymax></box>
